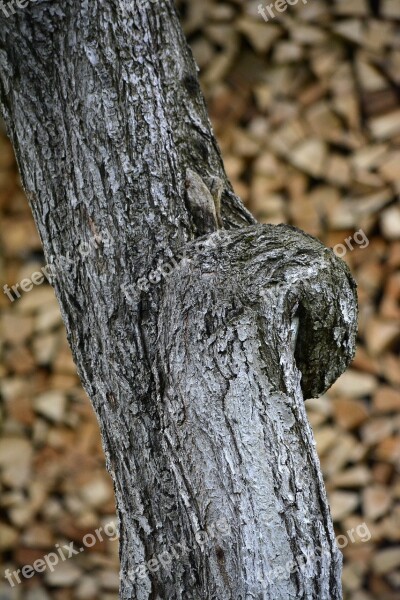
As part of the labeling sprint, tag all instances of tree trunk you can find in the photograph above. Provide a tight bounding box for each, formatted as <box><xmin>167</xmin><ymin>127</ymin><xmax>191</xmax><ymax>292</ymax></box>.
<box><xmin>0</xmin><ymin>2</ymin><xmax>357</xmax><ymax>599</ymax></box>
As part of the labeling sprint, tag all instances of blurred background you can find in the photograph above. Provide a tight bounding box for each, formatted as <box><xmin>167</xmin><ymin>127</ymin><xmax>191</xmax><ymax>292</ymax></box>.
<box><xmin>0</xmin><ymin>0</ymin><xmax>400</xmax><ymax>598</ymax></box>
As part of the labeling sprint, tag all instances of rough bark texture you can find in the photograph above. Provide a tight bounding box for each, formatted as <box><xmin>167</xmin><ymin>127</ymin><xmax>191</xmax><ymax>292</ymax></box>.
<box><xmin>0</xmin><ymin>1</ymin><xmax>357</xmax><ymax>599</ymax></box>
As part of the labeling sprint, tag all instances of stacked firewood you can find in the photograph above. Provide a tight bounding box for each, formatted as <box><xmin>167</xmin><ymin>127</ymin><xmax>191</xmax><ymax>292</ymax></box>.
<box><xmin>0</xmin><ymin>1</ymin><xmax>399</xmax><ymax>598</ymax></box>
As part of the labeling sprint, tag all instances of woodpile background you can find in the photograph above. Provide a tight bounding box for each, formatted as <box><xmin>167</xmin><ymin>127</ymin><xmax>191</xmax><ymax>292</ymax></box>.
<box><xmin>0</xmin><ymin>0</ymin><xmax>399</xmax><ymax>598</ymax></box>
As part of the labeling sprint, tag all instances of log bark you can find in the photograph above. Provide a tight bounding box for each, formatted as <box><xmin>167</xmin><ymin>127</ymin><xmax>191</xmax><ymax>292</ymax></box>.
<box><xmin>0</xmin><ymin>1</ymin><xmax>357</xmax><ymax>598</ymax></box>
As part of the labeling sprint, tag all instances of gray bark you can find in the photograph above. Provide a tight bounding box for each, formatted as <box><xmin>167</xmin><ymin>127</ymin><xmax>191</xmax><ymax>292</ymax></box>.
<box><xmin>0</xmin><ymin>1</ymin><xmax>357</xmax><ymax>599</ymax></box>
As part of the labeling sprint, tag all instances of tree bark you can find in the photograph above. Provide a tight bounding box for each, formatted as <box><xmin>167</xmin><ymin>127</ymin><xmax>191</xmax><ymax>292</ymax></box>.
<box><xmin>0</xmin><ymin>2</ymin><xmax>357</xmax><ymax>599</ymax></box>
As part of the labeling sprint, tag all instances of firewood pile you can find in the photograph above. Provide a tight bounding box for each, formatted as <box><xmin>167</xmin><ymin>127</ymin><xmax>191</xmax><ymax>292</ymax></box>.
<box><xmin>0</xmin><ymin>0</ymin><xmax>399</xmax><ymax>598</ymax></box>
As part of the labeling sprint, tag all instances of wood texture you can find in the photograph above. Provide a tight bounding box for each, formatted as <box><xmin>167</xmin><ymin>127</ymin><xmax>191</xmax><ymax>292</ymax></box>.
<box><xmin>0</xmin><ymin>1</ymin><xmax>357</xmax><ymax>598</ymax></box>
